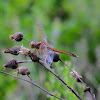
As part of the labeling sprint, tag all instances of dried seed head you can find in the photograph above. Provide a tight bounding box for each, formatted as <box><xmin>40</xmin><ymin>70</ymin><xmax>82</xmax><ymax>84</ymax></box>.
<box><xmin>84</xmin><ymin>87</ymin><xmax>90</xmax><ymax>92</ymax></box>
<box><xmin>70</xmin><ymin>71</ymin><xmax>83</xmax><ymax>82</ymax></box>
<box><xmin>70</xmin><ymin>71</ymin><xmax>78</xmax><ymax>77</ymax></box>
<box><xmin>53</xmin><ymin>52</ymin><xmax>60</xmax><ymax>62</ymax></box>
<box><xmin>10</xmin><ymin>32</ymin><xmax>23</xmax><ymax>42</ymax></box>
<box><xmin>17</xmin><ymin>66</ymin><xmax>30</xmax><ymax>75</ymax></box>
<box><xmin>20</xmin><ymin>45</ymin><xmax>31</xmax><ymax>56</ymax></box>
<box><xmin>29</xmin><ymin>52</ymin><xmax>40</xmax><ymax>62</ymax></box>
<box><xmin>3</xmin><ymin>46</ymin><xmax>20</xmax><ymax>55</ymax></box>
<box><xmin>76</xmin><ymin>75</ymin><xmax>83</xmax><ymax>82</ymax></box>
<box><xmin>3</xmin><ymin>58</ymin><xmax>18</xmax><ymax>69</ymax></box>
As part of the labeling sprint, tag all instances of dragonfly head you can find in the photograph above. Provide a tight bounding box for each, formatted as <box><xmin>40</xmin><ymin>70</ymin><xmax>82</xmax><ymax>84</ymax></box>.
<box><xmin>29</xmin><ymin>41</ymin><xmax>35</xmax><ymax>48</ymax></box>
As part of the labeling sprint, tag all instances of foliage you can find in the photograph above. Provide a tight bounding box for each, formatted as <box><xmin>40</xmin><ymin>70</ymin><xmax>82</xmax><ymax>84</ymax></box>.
<box><xmin>0</xmin><ymin>0</ymin><xmax>100</xmax><ymax>100</ymax></box>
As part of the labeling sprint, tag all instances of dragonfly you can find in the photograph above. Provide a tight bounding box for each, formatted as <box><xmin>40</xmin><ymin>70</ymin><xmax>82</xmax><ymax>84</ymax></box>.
<box><xmin>29</xmin><ymin>24</ymin><xmax>78</xmax><ymax>57</ymax></box>
<box><xmin>28</xmin><ymin>24</ymin><xmax>78</xmax><ymax>68</ymax></box>
<box><xmin>22</xmin><ymin>24</ymin><xmax>78</xmax><ymax>68</ymax></box>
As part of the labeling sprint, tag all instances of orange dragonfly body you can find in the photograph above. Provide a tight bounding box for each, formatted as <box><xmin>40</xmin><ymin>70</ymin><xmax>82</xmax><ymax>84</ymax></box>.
<box><xmin>30</xmin><ymin>41</ymin><xmax>78</xmax><ymax>57</ymax></box>
<box><xmin>29</xmin><ymin>24</ymin><xmax>78</xmax><ymax>58</ymax></box>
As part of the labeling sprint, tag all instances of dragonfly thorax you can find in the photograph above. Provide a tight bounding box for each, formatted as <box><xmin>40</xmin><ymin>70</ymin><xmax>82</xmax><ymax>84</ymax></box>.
<box><xmin>29</xmin><ymin>41</ymin><xmax>41</xmax><ymax>49</ymax></box>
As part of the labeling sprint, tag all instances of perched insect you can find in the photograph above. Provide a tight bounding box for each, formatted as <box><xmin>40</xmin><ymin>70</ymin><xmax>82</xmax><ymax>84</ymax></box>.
<box><xmin>29</xmin><ymin>24</ymin><xmax>78</xmax><ymax>58</ymax></box>
<box><xmin>29</xmin><ymin>24</ymin><xmax>78</xmax><ymax>68</ymax></box>
<box><xmin>10</xmin><ymin>24</ymin><xmax>78</xmax><ymax>69</ymax></box>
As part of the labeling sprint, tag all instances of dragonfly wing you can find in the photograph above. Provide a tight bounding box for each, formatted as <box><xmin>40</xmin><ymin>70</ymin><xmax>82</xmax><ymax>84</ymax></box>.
<box><xmin>43</xmin><ymin>51</ymin><xmax>54</xmax><ymax>69</ymax></box>
<box><xmin>36</xmin><ymin>23</ymin><xmax>54</xmax><ymax>48</ymax></box>
<box><xmin>36</xmin><ymin>23</ymin><xmax>55</xmax><ymax>68</ymax></box>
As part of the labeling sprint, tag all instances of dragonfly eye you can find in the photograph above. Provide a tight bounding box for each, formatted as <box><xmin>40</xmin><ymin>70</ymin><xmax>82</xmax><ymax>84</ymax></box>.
<box><xmin>29</xmin><ymin>41</ymin><xmax>35</xmax><ymax>48</ymax></box>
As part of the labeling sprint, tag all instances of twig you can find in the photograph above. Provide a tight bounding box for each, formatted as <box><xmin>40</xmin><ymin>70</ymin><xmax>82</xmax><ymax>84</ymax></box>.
<box><xmin>59</xmin><ymin>59</ymin><xmax>86</xmax><ymax>87</ymax></box>
<box><xmin>59</xmin><ymin>59</ymin><xmax>96</xmax><ymax>100</ymax></box>
<box><xmin>89</xmin><ymin>89</ymin><xmax>96</xmax><ymax>100</ymax></box>
<box><xmin>0</xmin><ymin>71</ymin><xmax>64</xmax><ymax>100</ymax></box>
<box><xmin>22</xmin><ymin>37</ymin><xmax>32</xmax><ymax>42</ymax></box>
<box><xmin>18</xmin><ymin>60</ymin><xmax>32</xmax><ymax>63</ymax></box>
<box><xmin>39</xmin><ymin>62</ymin><xmax>82</xmax><ymax>100</ymax></box>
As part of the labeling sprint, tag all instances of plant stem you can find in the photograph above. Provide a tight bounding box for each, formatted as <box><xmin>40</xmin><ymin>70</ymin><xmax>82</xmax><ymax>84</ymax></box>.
<box><xmin>60</xmin><ymin>59</ymin><xmax>86</xmax><ymax>87</ymax></box>
<box><xmin>18</xmin><ymin>60</ymin><xmax>32</xmax><ymax>63</ymax></box>
<box><xmin>39</xmin><ymin>62</ymin><xmax>82</xmax><ymax>100</ymax></box>
<box><xmin>59</xmin><ymin>59</ymin><xmax>96</xmax><ymax>100</ymax></box>
<box><xmin>89</xmin><ymin>89</ymin><xmax>96</xmax><ymax>100</ymax></box>
<box><xmin>0</xmin><ymin>71</ymin><xmax>64</xmax><ymax>100</ymax></box>
<box><xmin>22</xmin><ymin>37</ymin><xmax>31</xmax><ymax>42</ymax></box>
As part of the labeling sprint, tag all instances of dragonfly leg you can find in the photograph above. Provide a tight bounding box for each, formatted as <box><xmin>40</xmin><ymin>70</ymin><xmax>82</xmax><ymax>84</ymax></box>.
<box><xmin>34</xmin><ymin>48</ymin><xmax>37</xmax><ymax>53</ymax></box>
<box><xmin>37</xmin><ymin>43</ymin><xmax>44</xmax><ymax>57</ymax></box>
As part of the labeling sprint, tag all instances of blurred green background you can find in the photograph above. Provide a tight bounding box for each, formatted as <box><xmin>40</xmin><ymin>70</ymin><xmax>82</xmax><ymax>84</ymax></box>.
<box><xmin>0</xmin><ymin>0</ymin><xmax>100</xmax><ymax>100</ymax></box>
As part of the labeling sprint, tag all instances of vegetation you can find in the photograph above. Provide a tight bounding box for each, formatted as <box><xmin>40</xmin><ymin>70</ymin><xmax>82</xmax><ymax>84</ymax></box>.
<box><xmin>0</xmin><ymin>0</ymin><xmax>100</xmax><ymax>100</ymax></box>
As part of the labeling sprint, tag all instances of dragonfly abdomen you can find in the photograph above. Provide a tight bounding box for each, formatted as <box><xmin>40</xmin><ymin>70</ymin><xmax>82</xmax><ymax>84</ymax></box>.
<box><xmin>47</xmin><ymin>46</ymin><xmax>78</xmax><ymax>58</ymax></box>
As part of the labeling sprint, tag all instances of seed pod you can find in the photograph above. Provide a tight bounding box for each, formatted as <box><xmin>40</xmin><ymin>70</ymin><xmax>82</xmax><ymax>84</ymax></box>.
<box><xmin>47</xmin><ymin>52</ymin><xmax>60</xmax><ymax>62</ymax></box>
<box><xmin>10</xmin><ymin>32</ymin><xmax>23</xmax><ymax>42</ymax></box>
<box><xmin>3</xmin><ymin>46</ymin><xmax>20</xmax><ymax>55</ymax></box>
<box><xmin>3</xmin><ymin>58</ymin><xmax>18</xmax><ymax>69</ymax></box>
<box><xmin>76</xmin><ymin>76</ymin><xmax>83</xmax><ymax>82</ymax></box>
<box><xmin>70</xmin><ymin>71</ymin><xmax>78</xmax><ymax>77</ymax></box>
<box><xmin>29</xmin><ymin>52</ymin><xmax>40</xmax><ymax>62</ymax></box>
<box><xmin>70</xmin><ymin>71</ymin><xmax>83</xmax><ymax>82</ymax></box>
<box><xmin>84</xmin><ymin>87</ymin><xmax>90</xmax><ymax>92</ymax></box>
<box><xmin>17</xmin><ymin>66</ymin><xmax>30</xmax><ymax>75</ymax></box>
<box><xmin>53</xmin><ymin>52</ymin><xmax>60</xmax><ymax>62</ymax></box>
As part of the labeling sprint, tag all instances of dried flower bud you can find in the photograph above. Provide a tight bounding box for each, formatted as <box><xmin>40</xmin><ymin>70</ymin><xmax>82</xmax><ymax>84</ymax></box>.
<box><xmin>53</xmin><ymin>52</ymin><xmax>60</xmax><ymax>62</ymax></box>
<box><xmin>70</xmin><ymin>71</ymin><xmax>83</xmax><ymax>82</ymax></box>
<box><xmin>20</xmin><ymin>45</ymin><xmax>31</xmax><ymax>56</ymax></box>
<box><xmin>3</xmin><ymin>46</ymin><xmax>20</xmax><ymax>55</ymax></box>
<box><xmin>29</xmin><ymin>52</ymin><xmax>40</xmax><ymax>62</ymax></box>
<box><xmin>10</xmin><ymin>32</ymin><xmax>23</xmax><ymax>42</ymax></box>
<box><xmin>17</xmin><ymin>66</ymin><xmax>30</xmax><ymax>75</ymax></box>
<box><xmin>76</xmin><ymin>76</ymin><xmax>83</xmax><ymax>82</ymax></box>
<box><xmin>84</xmin><ymin>87</ymin><xmax>90</xmax><ymax>92</ymax></box>
<box><xmin>3</xmin><ymin>58</ymin><xmax>18</xmax><ymax>69</ymax></box>
<box><xmin>70</xmin><ymin>71</ymin><xmax>78</xmax><ymax>77</ymax></box>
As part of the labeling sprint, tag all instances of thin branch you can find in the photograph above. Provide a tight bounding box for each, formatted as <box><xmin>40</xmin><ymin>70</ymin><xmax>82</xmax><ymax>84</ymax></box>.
<box><xmin>0</xmin><ymin>71</ymin><xmax>64</xmax><ymax>100</ymax></box>
<box><xmin>60</xmin><ymin>59</ymin><xmax>86</xmax><ymax>87</ymax></box>
<box><xmin>59</xmin><ymin>59</ymin><xmax>96</xmax><ymax>100</ymax></box>
<box><xmin>18</xmin><ymin>60</ymin><xmax>32</xmax><ymax>63</ymax></box>
<box><xmin>39</xmin><ymin>62</ymin><xmax>82</xmax><ymax>100</ymax></box>
<box><xmin>22</xmin><ymin>37</ymin><xmax>31</xmax><ymax>42</ymax></box>
<box><xmin>89</xmin><ymin>89</ymin><xmax>96</xmax><ymax>100</ymax></box>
